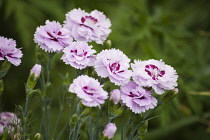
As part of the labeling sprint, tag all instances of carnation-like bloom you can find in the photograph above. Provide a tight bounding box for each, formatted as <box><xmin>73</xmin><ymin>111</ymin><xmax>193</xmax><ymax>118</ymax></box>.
<box><xmin>0</xmin><ymin>36</ymin><xmax>23</xmax><ymax>66</ymax></box>
<box><xmin>131</xmin><ymin>59</ymin><xmax>178</xmax><ymax>95</ymax></box>
<box><xmin>64</xmin><ymin>8</ymin><xmax>111</xmax><ymax>44</ymax></box>
<box><xmin>34</xmin><ymin>20</ymin><xmax>73</xmax><ymax>52</ymax></box>
<box><xmin>61</xmin><ymin>42</ymin><xmax>96</xmax><ymax>69</ymax></box>
<box><xmin>120</xmin><ymin>81</ymin><xmax>157</xmax><ymax>114</ymax></box>
<box><xmin>69</xmin><ymin>75</ymin><xmax>108</xmax><ymax>107</ymax></box>
<box><xmin>102</xmin><ymin>123</ymin><xmax>117</xmax><ymax>139</ymax></box>
<box><xmin>94</xmin><ymin>49</ymin><xmax>132</xmax><ymax>86</ymax></box>
<box><xmin>30</xmin><ymin>64</ymin><xmax>42</xmax><ymax>78</ymax></box>
<box><xmin>0</xmin><ymin>112</ymin><xmax>20</xmax><ymax>135</ymax></box>
<box><xmin>110</xmin><ymin>89</ymin><xmax>121</xmax><ymax>104</ymax></box>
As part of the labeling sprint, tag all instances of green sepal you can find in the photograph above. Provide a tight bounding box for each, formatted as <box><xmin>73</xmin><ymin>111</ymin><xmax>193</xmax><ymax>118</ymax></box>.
<box><xmin>0</xmin><ymin>60</ymin><xmax>11</xmax><ymax>79</ymax></box>
<box><xmin>161</xmin><ymin>89</ymin><xmax>178</xmax><ymax>103</ymax></box>
<box><xmin>44</xmin><ymin>82</ymin><xmax>53</xmax><ymax>97</ymax></box>
<box><xmin>70</xmin><ymin>114</ymin><xmax>78</xmax><ymax>127</ymax></box>
<box><xmin>0</xmin><ymin>79</ymin><xmax>4</xmax><ymax>96</ymax></box>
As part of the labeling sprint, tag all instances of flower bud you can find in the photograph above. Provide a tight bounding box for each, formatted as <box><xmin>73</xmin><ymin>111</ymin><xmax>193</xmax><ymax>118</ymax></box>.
<box><xmin>110</xmin><ymin>89</ymin><xmax>120</xmax><ymax>105</ymax></box>
<box><xmin>161</xmin><ymin>88</ymin><xmax>178</xmax><ymax>103</ymax></box>
<box><xmin>105</xmin><ymin>40</ymin><xmax>112</xmax><ymax>49</ymax></box>
<box><xmin>34</xmin><ymin>133</ymin><xmax>41</xmax><ymax>140</ymax></box>
<box><xmin>138</xmin><ymin>120</ymin><xmax>148</xmax><ymax>134</ymax></box>
<box><xmin>70</xmin><ymin>114</ymin><xmax>78</xmax><ymax>127</ymax></box>
<box><xmin>30</xmin><ymin>64</ymin><xmax>42</xmax><ymax>79</ymax></box>
<box><xmin>102</xmin><ymin>123</ymin><xmax>117</xmax><ymax>139</ymax></box>
<box><xmin>26</xmin><ymin>64</ymin><xmax>42</xmax><ymax>90</ymax></box>
<box><xmin>14</xmin><ymin>133</ymin><xmax>21</xmax><ymax>140</ymax></box>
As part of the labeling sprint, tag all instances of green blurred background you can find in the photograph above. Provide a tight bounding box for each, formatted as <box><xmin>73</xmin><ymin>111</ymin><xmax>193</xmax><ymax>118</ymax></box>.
<box><xmin>1</xmin><ymin>0</ymin><xmax>210</xmax><ymax>139</ymax></box>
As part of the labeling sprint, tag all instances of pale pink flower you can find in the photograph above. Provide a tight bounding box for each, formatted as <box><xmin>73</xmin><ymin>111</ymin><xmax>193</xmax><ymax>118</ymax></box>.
<box><xmin>131</xmin><ymin>59</ymin><xmax>178</xmax><ymax>95</ymax></box>
<box><xmin>0</xmin><ymin>121</ymin><xmax>6</xmax><ymax>135</ymax></box>
<box><xmin>102</xmin><ymin>123</ymin><xmax>117</xmax><ymax>139</ymax></box>
<box><xmin>94</xmin><ymin>49</ymin><xmax>132</xmax><ymax>86</ymax></box>
<box><xmin>34</xmin><ymin>20</ymin><xmax>73</xmax><ymax>52</ymax></box>
<box><xmin>0</xmin><ymin>36</ymin><xmax>23</xmax><ymax>66</ymax></box>
<box><xmin>61</xmin><ymin>41</ymin><xmax>96</xmax><ymax>69</ymax></box>
<box><xmin>64</xmin><ymin>8</ymin><xmax>111</xmax><ymax>44</ymax></box>
<box><xmin>69</xmin><ymin>75</ymin><xmax>108</xmax><ymax>107</ymax></box>
<box><xmin>120</xmin><ymin>81</ymin><xmax>157</xmax><ymax>114</ymax></box>
<box><xmin>0</xmin><ymin>112</ymin><xmax>20</xmax><ymax>135</ymax></box>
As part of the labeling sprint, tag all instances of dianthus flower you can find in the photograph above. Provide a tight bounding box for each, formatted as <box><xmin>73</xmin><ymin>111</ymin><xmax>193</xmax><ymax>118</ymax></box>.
<box><xmin>131</xmin><ymin>59</ymin><xmax>178</xmax><ymax>95</ymax></box>
<box><xmin>34</xmin><ymin>20</ymin><xmax>72</xmax><ymax>52</ymax></box>
<box><xmin>94</xmin><ymin>49</ymin><xmax>132</xmax><ymax>86</ymax></box>
<box><xmin>69</xmin><ymin>75</ymin><xmax>108</xmax><ymax>107</ymax></box>
<box><xmin>61</xmin><ymin>41</ymin><xmax>96</xmax><ymax>69</ymax></box>
<box><xmin>120</xmin><ymin>81</ymin><xmax>157</xmax><ymax>114</ymax></box>
<box><xmin>102</xmin><ymin>123</ymin><xmax>117</xmax><ymax>139</ymax></box>
<box><xmin>0</xmin><ymin>112</ymin><xmax>20</xmax><ymax>135</ymax></box>
<box><xmin>64</xmin><ymin>8</ymin><xmax>111</xmax><ymax>44</ymax></box>
<box><xmin>0</xmin><ymin>36</ymin><xmax>23</xmax><ymax>66</ymax></box>
<box><xmin>0</xmin><ymin>121</ymin><xmax>6</xmax><ymax>135</ymax></box>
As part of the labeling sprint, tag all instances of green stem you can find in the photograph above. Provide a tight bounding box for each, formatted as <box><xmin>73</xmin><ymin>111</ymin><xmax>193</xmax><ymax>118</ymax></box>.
<box><xmin>23</xmin><ymin>96</ymin><xmax>30</xmax><ymax>140</ymax></box>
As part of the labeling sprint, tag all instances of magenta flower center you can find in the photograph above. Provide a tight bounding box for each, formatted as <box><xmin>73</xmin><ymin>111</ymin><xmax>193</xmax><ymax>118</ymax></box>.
<box><xmin>71</xmin><ymin>50</ymin><xmax>87</xmax><ymax>57</ymax></box>
<box><xmin>82</xmin><ymin>86</ymin><xmax>95</xmax><ymax>96</ymax></box>
<box><xmin>81</xmin><ymin>16</ymin><xmax>98</xmax><ymax>25</ymax></box>
<box><xmin>47</xmin><ymin>31</ymin><xmax>62</xmax><ymax>42</ymax></box>
<box><xmin>145</xmin><ymin>64</ymin><xmax>165</xmax><ymax>80</ymax></box>
<box><xmin>109</xmin><ymin>62</ymin><xmax>124</xmax><ymax>74</ymax></box>
<box><xmin>128</xmin><ymin>92</ymin><xmax>145</xmax><ymax>99</ymax></box>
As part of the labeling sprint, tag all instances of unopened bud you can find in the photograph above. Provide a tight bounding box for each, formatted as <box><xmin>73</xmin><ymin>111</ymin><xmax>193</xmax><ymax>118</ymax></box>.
<box><xmin>14</xmin><ymin>133</ymin><xmax>21</xmax><ymax>140</ymax></box>
<box><xmin>105</xmin><ymin>40</ymin><xmax>112</xmax><ymax>49</ymax></box>
<box><xmin>34</xmin><ymin>133</ymin><xmax>41</xmax><ymax>140</ymax></box>
<box><xmin>26</xmin><ymin>64</ymin><xmax>42</xmax><ymax>90</ymax></box>
<box><xmin>70</xmin><ymin>114</ymin><xmax>78</xmax><ymax>127</ymax></box>
<box><xmin>138</xmin><ymin>120</ymin><xmax>148</xmax><ymax>134</ymax></box>
<box><xmin>30</xmin><ymin>64</ymin><xmax>42</xmax><ymax>79</ymax></box>
<box><xmin>110</xmin><ymin>89</ymin><xmax>121</xmax><ymax>105</ymax></box>
<box><xmin>102</xmin><ymin>123</ymin><xmax>117</xmax><ymax>139</ymax></box>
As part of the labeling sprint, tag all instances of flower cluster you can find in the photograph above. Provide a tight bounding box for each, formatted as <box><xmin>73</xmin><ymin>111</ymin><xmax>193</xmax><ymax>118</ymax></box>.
<box><xmin>32</xmin><ymin>8</ymin><xmax>179</xmax><ymax>140</ymax></box>
<box><xmin>0</xmin><ymin>36</ymin><xmax>23</xmax><ymax>66</ymax></box>
<box><xmin>0</xmin><ymin>112</ymin><xmax>20</xmax><ymax>135</ymax></box>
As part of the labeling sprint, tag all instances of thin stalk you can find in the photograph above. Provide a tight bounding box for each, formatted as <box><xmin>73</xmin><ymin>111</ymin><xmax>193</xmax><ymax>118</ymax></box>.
<box><xmin>56</xmin><ymin>123</ymin><xmax>68</xmax><ymax>140</ymax></box>
<box><xmin>23</xmin><ymin>96</ymin><xmax>30</xmax><ymax>140</ymax></box>
<box><xmin>40</xmin><ymin>99</ymin><xmax>46</xmax><ymax>135</ymax></box>
<box><xmin>52</xmin><ymin>90</ymin><xmax>65</xmax><ymax>138</ymax></box>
